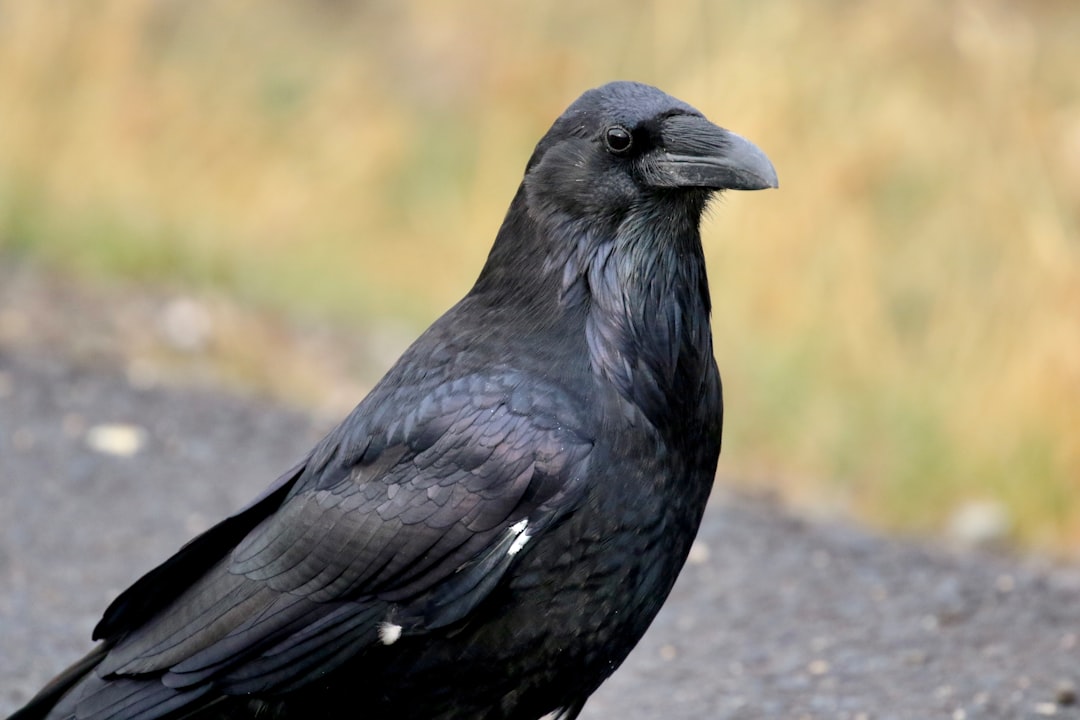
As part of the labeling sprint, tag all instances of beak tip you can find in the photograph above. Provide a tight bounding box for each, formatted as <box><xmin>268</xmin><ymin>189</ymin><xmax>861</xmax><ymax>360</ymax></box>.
<box><xmin>746</xmin><ymin>164</ymin><xmax>779</xmax><ymax>191</ymax></box>
<box><xmin>726</xmin><ymin>131</ymin><xmax>778</xmax><ymax>191</ymax></box>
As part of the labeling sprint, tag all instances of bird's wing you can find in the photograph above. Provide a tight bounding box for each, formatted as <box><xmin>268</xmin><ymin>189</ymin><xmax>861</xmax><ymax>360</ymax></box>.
<box><xmin>92</xmin><ymin>458</ymin><xmax>310</xmax><ymax>644</ymax></box>
<box><xmin>83</xmin><ymin>370</ymin><xmax>593</xmax><ymax>704</ymax></box>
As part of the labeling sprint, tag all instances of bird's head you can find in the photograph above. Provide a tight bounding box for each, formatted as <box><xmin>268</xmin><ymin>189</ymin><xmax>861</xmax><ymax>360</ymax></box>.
<box><xmin>522</xmin><ymin>81</ymin><xmax>778</xmax><ymax>234</ymax></box>
<box><xmin>474</xmin><ymin>81</ymin><xmax>776</xmax><ymax>314</ymax></box>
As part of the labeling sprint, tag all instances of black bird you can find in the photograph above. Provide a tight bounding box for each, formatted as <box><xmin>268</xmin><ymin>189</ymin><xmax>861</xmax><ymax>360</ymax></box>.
<box><xmin>10</xmin><ymin>81</ymin><xmax>776</xmax><ymax>720</ymax></box>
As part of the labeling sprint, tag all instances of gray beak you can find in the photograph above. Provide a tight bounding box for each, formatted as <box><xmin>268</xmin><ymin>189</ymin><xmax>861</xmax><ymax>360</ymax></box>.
<box><xmin>652</xmin><ymin>114</ymin><xmax>778</xmax><ymax>191</ymax></box>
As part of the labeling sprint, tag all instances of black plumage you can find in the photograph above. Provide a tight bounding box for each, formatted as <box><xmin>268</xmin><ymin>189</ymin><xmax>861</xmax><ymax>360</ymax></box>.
<box><xmin>10</xmin><ymin>81</ymin><xmax>777</xmax><ymax>720</ymax></box>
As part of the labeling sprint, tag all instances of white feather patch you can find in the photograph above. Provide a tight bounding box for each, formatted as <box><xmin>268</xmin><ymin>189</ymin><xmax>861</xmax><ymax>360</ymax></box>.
<box><xmin>378</xmin><ymin>621</ymin><xmax>402</xmax><ymax>645</ymax></box>
<box><xmin>508</xmin><ymin>519</ymin><xmax>531</xmax><ymax>556</ymax></box>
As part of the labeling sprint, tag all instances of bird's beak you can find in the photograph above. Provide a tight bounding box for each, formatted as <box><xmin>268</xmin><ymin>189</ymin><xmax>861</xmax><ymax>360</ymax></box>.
<box><xmin>652</xmin><ymin>114</ymin><xmax>778</xmax><ymax>191</ymax></box>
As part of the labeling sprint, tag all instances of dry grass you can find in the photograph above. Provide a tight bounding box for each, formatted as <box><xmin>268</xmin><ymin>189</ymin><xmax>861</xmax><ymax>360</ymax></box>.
<box><xmin>1</xmin><ymin>0</ymin><xmax>1078</xmax><ymax>551</ymax></box>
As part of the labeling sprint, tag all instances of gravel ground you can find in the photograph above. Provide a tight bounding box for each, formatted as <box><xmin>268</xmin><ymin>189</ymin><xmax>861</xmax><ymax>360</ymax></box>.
<box><xmin>2</xmin><ymin>271</ymin><xmax>1079</xmax><ymax>719</ymax></box>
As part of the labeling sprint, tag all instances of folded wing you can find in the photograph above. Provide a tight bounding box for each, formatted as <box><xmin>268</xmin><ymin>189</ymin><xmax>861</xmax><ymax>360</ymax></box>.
<box><xmin>62</xmin><ymin>371</ymin><xmax>593</xmax><ymax>719</ymax></box>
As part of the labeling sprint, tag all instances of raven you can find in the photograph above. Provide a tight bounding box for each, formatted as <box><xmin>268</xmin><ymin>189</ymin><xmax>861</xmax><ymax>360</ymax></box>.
<box><xmin>10</xmin><ymin>81</ymin><xmax>776</xmax><ymax>720</ymax></box>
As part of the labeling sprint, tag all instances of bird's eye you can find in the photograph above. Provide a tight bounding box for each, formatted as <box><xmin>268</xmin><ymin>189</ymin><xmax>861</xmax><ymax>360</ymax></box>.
<box><xmin>604</xmin><ymin>125</ymin><xmax>633</xmax><ymax>154</ymax></box>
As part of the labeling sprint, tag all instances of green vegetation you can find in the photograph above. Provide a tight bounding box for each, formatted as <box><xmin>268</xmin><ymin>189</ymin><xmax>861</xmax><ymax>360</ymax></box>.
<box><xmin>1</xmin><ymin>1</ymin><xmax>1078</xmax><ymax>551</ymax></box>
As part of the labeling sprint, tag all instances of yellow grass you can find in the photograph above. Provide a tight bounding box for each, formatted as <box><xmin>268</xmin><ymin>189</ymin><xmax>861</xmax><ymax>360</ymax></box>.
<box><xmin>1</xmin><ymin>0</ymin><xmax>1078</xmax><ymax>551</ymax></box>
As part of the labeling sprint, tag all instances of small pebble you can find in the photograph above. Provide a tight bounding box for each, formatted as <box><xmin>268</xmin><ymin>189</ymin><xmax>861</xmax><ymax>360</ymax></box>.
<box><xmin>160</xmin><ymin>297</ymin><xmax>213</xmax><ymax>352</ymax></box>
<box><xmin>1056</xmin><ymin>680</ymin><xmax>1077</xmax><ymax>706</ymax></box>
<box><xmin>686</xmin><ymin>540</ymin><xmax>710</xmax><ymax>565</ymax></box>
<box><xmin>85</xmin><ymin>423</ymin><xmax>147</xmax><ymax>457</ymax></box>
<box><xmin>947</xmin><ymin>499</ymin><xmax>1011</xmax><ymax>547</ymax></box>
<box><xmin>1034</xmin><ymin>701</ymin><xmax>1058</xmax><ymax>716</ymax></box>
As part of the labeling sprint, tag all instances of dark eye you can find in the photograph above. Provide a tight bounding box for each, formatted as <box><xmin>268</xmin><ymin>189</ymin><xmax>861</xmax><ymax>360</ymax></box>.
<box><xmin>604</xmin><ymin>125</ymin><xmax>633</xmax><ymax>154</ymax></box>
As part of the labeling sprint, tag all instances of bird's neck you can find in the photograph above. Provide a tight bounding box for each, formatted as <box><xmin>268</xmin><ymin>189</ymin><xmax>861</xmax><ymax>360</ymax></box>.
<box><xmin>472</xmin><ymin>189</ymin><xmax>718</xmax><ymax>432</ymax></box>
<box><xmin>574</xmin><ymin>198</ymin><xmax>717</xmax><ymax>432</ymax></box>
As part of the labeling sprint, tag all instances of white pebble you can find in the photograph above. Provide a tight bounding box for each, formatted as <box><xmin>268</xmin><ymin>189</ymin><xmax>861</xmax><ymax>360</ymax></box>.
<box><xmin>85</xmin><ymin>423</ymin><xmax>146</xmax><ymax>457</ymax></box>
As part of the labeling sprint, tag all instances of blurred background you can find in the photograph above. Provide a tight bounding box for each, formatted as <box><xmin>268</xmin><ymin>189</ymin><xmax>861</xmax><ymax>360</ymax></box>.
<box><xmin>0</xmin><ymin>0</ymin><xmax>1077</xmax><ymax>552</ymax></box>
